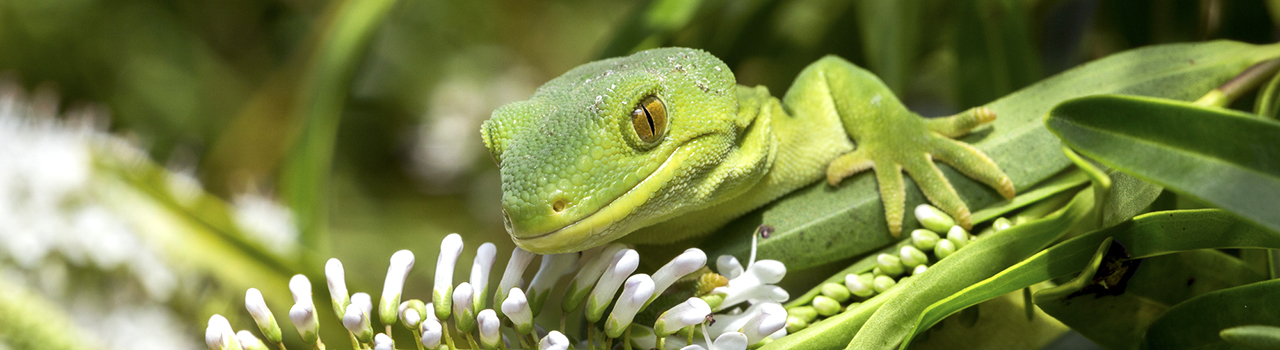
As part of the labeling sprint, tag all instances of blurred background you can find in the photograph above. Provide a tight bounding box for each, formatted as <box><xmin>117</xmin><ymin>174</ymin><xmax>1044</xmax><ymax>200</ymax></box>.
<box><xmin>0</xmin><ymin>0</ymin><xmax>1276</xmax><ymax>349</ymax></box>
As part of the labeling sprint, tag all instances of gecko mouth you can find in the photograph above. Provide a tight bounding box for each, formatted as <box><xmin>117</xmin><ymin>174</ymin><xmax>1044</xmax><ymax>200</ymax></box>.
<box><xmin>510</xmin><ymin>136</ymin><xmax>709</xmax><ymax>254</ymax></box>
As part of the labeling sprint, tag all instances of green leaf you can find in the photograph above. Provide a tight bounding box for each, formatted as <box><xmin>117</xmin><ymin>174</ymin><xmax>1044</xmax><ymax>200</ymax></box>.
<box><xmin>1046</xmin><ymin>94</ymin><xmax>1280</xmax><ymax>234</ymax></box>
<box><xmin>1144</xmin><ymin>279</ymin><xmax>1280</xmax><ymax>349</ymax></box>
<box><xmin>898</xmin><ymin>209</ymin><xmax>1280</xmax><ymax>349</ymax></box>
<box><xmin>1255</xmin><ymin>68</ymin><xmax>1280</xmax><ymax>119</ymax></box>
<box><xmin>853</xmin><ymin>0</ymin><xmax>925</xmax><ymax>93</ymax></box>
<box><xmin>950</xmin><ymin>0</ymin><xmax>1042</xmax><ymax>107</ymax></box>
<box><xmin>1220</xmin><ymin>325</ymin><xmax>1280</xmax><ymax>349</ymax></box>
<box><xmin>706</xmin><ymin>41</ymin><xmax>1280</xmax><ymax>272</ymax></box>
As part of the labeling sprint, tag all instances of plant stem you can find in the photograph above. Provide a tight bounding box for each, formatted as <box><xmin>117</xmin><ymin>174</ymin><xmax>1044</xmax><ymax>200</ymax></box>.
<box><xmin>1195</xmin><ymin>58</ymin><xmax>1280</xmax><ymax>107</ymax></box>
<box><xmin>442</xmin><ymin>320</ymin><xmax>456</xmax><ymax>349</ymax></box>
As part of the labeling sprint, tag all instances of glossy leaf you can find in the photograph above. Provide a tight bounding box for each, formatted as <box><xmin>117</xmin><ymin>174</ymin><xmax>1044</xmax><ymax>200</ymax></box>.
<box><xmin>705</xmin><ymin>41</ymin><xmax>1280</xmax><ymax>272</ymax></box>
<box><xmin>1047</xmin><ymin>94</ymin><xmax>1280</xmax><ymax>233</ymax></box>
<box><xmin>1144</xmin><ymin>279</ymin><xmax>1280</xmax><ymax>349</ymax></box>
<box><xmin>898</xmin><ymin>209</ymin><xmax>1280</xmax><ymax>348</ymax></box>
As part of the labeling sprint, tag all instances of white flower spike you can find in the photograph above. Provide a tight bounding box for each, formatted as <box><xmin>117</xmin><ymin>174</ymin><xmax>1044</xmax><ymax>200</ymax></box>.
<box><xmin>493</xmin><ymin>247</ymin><xmax>536</xmax><ymax>317</ymax></box>
<box><xmin>381</xmin><ymin>249</ymin><xmax>415</xmax><ymax>325</ymax></box>
<box><xmin>654</xmin><ymin>297</ymin><xmax>712</xmax><ymax>337</ymax></box>
<box><xmin>501</xmin><ymin>287</ymin><xmax>534</xmax><ymax>334</ymax></box>
<box><xmin>606</xmin><ymin>274</ymin><xmax>655</xmax><ymax>338</ymax></box>
<box><xmin>477</xmin><ymin>309</ymin><xmax>501</xmax><ymax>349</ymax></box>
<box><xmin>435</xmin><ymin>233</ymin><xmax>464</xmax><ymax>320</ymax></box>
<box><xmin>527</xmin><ymin>253</ymin><xmax>578</xmax><ymax>316</ymax></box>
<box><xmin>325</xmin><ymin>258</ymin><xmax>350</xmax><ymax>318</ymax></box>
<box><xmin>244</xmin><ymin>288</ymin><xmax>281</xmax><ymax>343</ymax></box>
<box><xmin>471</xmin><ymin>242</ymin><xmax>497</xmax><ymax>311</ymax></box>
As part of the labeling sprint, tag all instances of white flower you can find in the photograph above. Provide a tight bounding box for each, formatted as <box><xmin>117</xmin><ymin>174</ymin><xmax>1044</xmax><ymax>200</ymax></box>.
<box><xmin>477</xmin><ymin>309</ymin><xmax>501</xmax><ymax>349</ymax></box>
<box><xmin>434</xmin><ymin>234</ymin><xmax>464</xmax><ymax>320</ymax></box>
<box><xmin>243</xmin><ymin>288</ymin><xmax>281</xmax><ymax>343</ymax></box>
<box><xmin>452</xmin><ymin>282</ymin><xmax>477</xmax><ymax>332</ymax></box>
<box><xmin>738</xmin><ymin>303</ymin><xmax>787</xmax><ymax>345</ymax></box>
<box><xmin>288</xmin><ymin>303</ymin><xmax>318</xmax><ymax>344</ymax></box>
<box><xmin>538</xmin><ymin>330</ymin><xmax>570</xmax><ymax>350</ymax></box>
<box><xmin>606</xmin><ymin>274</ymin><xmax>655</xmax><ymax>338</ymax></box>
<box><xmin>373</xmin><ymin>333</ymin><xmax>394</xmax><ymax>350</ymax></box>
<box><xmin>654</xmin><ymin>297</ymin><xmax>712</xmax><ymax>337</ymax></box>
<box><xmin>470</xmin><ymin>242</ymin><xmax>497</xmax><ymax>311</ymax></box>
<box><xmin>649</xmin><ymin>248</ymin><xmax>706</xmax><ymax>305</ymax></box>
<box><xmin>342</xmin><ymin>300</ymin><xmax>373</xmax><ymax>343</ymax></box>
<box><xmin>419</xmin><ymin>306</ymin><xmax>443</xmax><ymax>349</ymax></box>
<box><xmin>586</xmin><ymin>249</ymin><xmax>639</xmax><ymax>322</ymax></box>
<box><xmin>236</xmin><ymin>330</ymin><xmax>267</xmax><ymax>350</ymax></box>
<box><xmin>527</xmin><ymin>253</ymin><xmax>578</xmax><ymax>316</ymax></box>
<box><xmin>205</xmin><ymin>314</ymin><xmax>240</xmax><ymax>350</ymax></box>
<box><xmin>563</xmin><ymin>243</ymin><xmax>627</xmax><ymax>312</ymax></box>
<box><xmin>712</xmin><ymin>259</ymin><xmax>787</xmax><ymax>311</ymax></box>
<box><xmin>716</xmin><ymin>256</ymin><xmax>743</xmax><ymax>280</ymax></box>
<box><xmin>493</xmin><ymin>247</ymin><xmax>535</xmax><ymax>317</ymax></box>
<box><xmin>501</xmin><ymin>288</ymin><xmax>533</xmax><ymax>334</ymax></box>
<box><xmin>381</xmin><ymin>249</ymin><xmax>415</xmax><ymax>324</ymax></box>
<box><xmin>325</xmin><ymin>258</ymin><xmax>349</xmax><ymax>316</ymax></box>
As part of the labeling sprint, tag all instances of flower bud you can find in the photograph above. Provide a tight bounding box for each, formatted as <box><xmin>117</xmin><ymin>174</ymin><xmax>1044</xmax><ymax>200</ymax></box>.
<box><xmin>493</xmin><ymin>247</ymin><xmax>536</xmax><ymax>318</ymax></box>
<box><xmin>325</xmin><ymin>259</ymin><xmax>350</xmax><ymax>318</ymax></box>
<box><xmin>899</xmin><ymin>246</ymin><xmax>928</xmax><ymax>268</ymax></box>
<box><xmin>419</xmin><ymin>316</ymin><xmax>442</xmax><ymax>349</ymax></box>
<box><xmin>288</xmin><ymin>275</ymin><xmax>312</xmax><ymax>306</ymax></box>
<box><xmin>343</xmin><ymin>303</ymin><xmax>373</xmax><ymax>344</ymax></box>
<box><xmin>502</xmin><ymin>288</ymin><xmax>534</xmax><ymax>334</ymax></box>
<box><xmin>606</xmin><ymin>274</ymin><xmax>655</xmax><ymax>338</ymax></box>
<box><xmin>373</xmin><ymin>333</ymin><xmax>393</xmax><ymax>350</ymax></box>
<box><xmin>786</xmin><ymin>316</ymin><xmax>808</xmax><ymax>333</ymax></box>
<box><xmin>873</xmin><ymin>275</ymin><xmax>896</xmax><ymax>293</ymax></box>
<box><xmin>563</xmin><ymin>243</ymin><xmax>626</xmax><ymax>313</ymax></box>
<box><xmin>539</xmin><ymin>331</ymin><xmax>570</xmax><ymax>350</ymax></box>
<box><xmin>712</xmin><ymin>332</ymin><xmax>748</xmax><ymax>350</ymax></box>
<box><xmin>381</xmin><ymin>250</ymin><xmax>415</xmax><ymax>325</ymax></box>
<box><xmin>740</xmin><ymin>303</ymin><xmax>787</xmax><ymax>345</ymax></box>
<box><xmin>470</xmin><ymin>242</ymin><xmax>497</xmax><ymax>312</ymax></box>
<box><xmin>351</xmin><ymin>292</ymin><xmax>373</xmax><ymax>316</ymax></box>
<box><xmin>399</xmin><ymin>299</ymin><xmax>427</xmax><ymax>329</ymax></box>
<box><xmin>813</xmin><ymin>296</ymin><xmax>840</xmax><ymax>316</ymax></box>
<box><xmin>844</xmin><ymin>273</ymin><xmax>876</xmax><ymax>298</ymax></box>
<box><xmin>876</xmin><ymin>254</ymin><xmax>904</xmax><ymax>277</ymax></box>
<box><xmin>453</xmin><ymin>282</ymin><xmax>477</xmax><ymax>332</ymax></box>
<box><xmin>244</xmin><ymin>288</ymin><xmax>281</xmax><ymax>343</ymax></box>
<box><xmin>586</xmin><ymin>249</ymin><xmax>639</xmax><ymax>322</ymax></box>
<box><xmin>915</xmin><ymin>204</ymin><xmax>955</xmax><ymax>232</ymax></box>
<box><xmin>947</xmin><ymin>226</ymin><xmax>970</xmax><ymax>249</ymax></box>
<box><xmin>786</xmin><ymin>306</ymin><xmax>817</xmax><ymax>322</ymax></box>
<box><xmin>527</xmin><ymin>253</ymin><xmax>578</xmax><ymax>316</ymax></box>
<box><xmin>910</xmin><ymin>229</ymin><xmax>940</xmax><ymax>250</ymax></box>
<box><xmin>935</xmin><ymin>239</ymin><xmax>957</xmax><ymax>259</ymax></box>
<box><xmin>913</xmin><ymin>264</ymin><xmax>928</xmax><ymax>276</ymax></box>
<box><xmin>205</xmin><ymin>314</ymin><xmax>241</xmax><ymax>350</ymax></box>
<box><xmin>236</xmin><ymin>330</ymin><xmax>267</xmax><ymax>350</ymax></box>
<box><xmin>716</xmin><ymin>255</ymin><xmax>744</xmax><ymax>279</ymax></box>
<box><xmin>993</xmin><ymin>217</ymin><xmax>1013</xmax><ymax>231</ymax></box>
<box><xmin>654</xmin><ymin>297</ymin><xmax>711</xmax><ymax>337</ymax></box>
<box><xmin>478</xmin><ymin>309</ymin><xmax>501</xmax><ymax>349</ymax></box>
<box><xmin>820</xmin><ymin>283</ymin><xmax>850</xmax><ymax>303</ymax></box>
<box><xmin>288</xmin><ymin>303</ymin><xmax>319</xmax><ymax>344</ymax></box>
<box><xmin>434</xmin><ymin>233</ymin><xmax>464</xmax><ymax>320</ymax></box>
<box><xmin>648</xmin><ymin>248</ymin><xmax>707</xmax><ymax>306</ymax></box>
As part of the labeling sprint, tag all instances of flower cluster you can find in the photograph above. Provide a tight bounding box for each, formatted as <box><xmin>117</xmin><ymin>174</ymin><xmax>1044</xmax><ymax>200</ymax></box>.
<box><xmin>783</xmin><ymin>204</ymin><xmax>1016</xmax><ymax>333</ymax></box>
<box><xmin>208</xmin><ymin>230</ymin><xmax>789</xmax><ymax>350</ymax></box>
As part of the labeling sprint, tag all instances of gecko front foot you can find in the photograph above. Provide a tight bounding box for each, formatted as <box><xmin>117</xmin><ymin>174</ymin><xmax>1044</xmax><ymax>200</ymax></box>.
<box><xmin>826</xmin><ymin>107</ymin><xmax>1015</xmax><ymax>236</ymax></box>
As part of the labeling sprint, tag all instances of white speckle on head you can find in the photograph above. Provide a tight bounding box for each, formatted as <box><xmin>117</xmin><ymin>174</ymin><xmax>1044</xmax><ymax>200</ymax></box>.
<box><xmin>871</xmin><ymin>94</ymin><xmax>882</xmax><ymax>106</ymax></box>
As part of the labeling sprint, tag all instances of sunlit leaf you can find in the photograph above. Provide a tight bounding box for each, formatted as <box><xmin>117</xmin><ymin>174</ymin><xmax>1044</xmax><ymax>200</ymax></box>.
<box><xmin>1144</xmin><ymin>279</ymin><xmax>1280</xmax><ymax>349</ymax></box>
<box><xmin>1046</xmin><ymin>94</ymin><xmax>1280</xmax><ymax>233</ymax></box>
<box><xmin>706</xmin><ymin>41</ymin><xmax>1280</xmax><ymax>272</ymax></box>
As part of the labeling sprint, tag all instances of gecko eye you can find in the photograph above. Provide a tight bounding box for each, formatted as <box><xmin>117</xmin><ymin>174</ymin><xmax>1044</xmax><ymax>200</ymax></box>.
<box><xmin>630</xmin><ymin>95</ymin><xmax>667</xmax><ymax>145</ymax></box>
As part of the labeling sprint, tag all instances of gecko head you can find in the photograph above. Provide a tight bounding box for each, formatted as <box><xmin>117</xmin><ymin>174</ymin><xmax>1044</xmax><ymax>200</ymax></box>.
<box><xmin>481</xmin><ymin>47</ymin><xmax>741</xmax><ymax>253</ymax></box>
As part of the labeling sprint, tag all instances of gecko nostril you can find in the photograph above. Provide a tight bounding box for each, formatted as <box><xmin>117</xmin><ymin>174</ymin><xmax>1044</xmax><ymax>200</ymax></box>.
<box><xmin>551</xmin><ymin>199</ymin><xmax>568</xmax><ymax>213</ymax></box>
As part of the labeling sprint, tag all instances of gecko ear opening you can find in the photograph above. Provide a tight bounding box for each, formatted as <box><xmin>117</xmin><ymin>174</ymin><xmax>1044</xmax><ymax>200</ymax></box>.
<box><xmin>480</xmin><ymin>119</ymin><xmax>503</xmax><ymax>165</ymax></box>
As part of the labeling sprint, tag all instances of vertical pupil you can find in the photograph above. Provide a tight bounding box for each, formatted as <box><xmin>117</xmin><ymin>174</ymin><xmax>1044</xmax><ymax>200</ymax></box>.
<box><xmin>642</xmin><ymin>106</ymin><xmax>656</xmax><ymax>136</ymax></box>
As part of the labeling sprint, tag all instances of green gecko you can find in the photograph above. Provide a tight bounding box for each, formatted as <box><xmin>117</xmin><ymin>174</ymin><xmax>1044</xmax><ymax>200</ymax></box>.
<box><xmin>482</xmin><ymin>48</ymin><xmax>1015</xmax><ymax>254</ymax></box>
